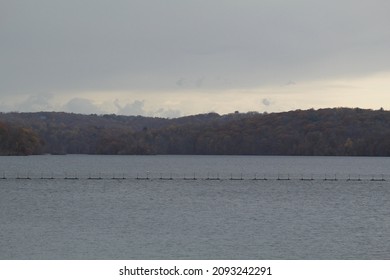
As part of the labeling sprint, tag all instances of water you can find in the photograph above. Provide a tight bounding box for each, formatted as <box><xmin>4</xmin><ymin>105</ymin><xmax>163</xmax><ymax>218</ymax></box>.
<box><xmin>1</xmin><ymin>155</ymin><xmax>390</xmax><ymax>259</ymax></box>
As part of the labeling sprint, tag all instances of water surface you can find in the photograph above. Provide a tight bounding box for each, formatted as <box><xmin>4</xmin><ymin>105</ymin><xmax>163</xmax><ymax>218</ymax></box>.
<box><xmin>1</xmin><ymin>155</ymin><xmax>389</xmax><ymax>259</ymax></box>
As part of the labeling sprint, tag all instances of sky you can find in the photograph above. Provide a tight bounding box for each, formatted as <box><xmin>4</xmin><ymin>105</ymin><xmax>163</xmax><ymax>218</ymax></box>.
<box><xmin>1</xmin><ymin>0</ymin><xmax>390</xmax><ymax>117</ymax></box>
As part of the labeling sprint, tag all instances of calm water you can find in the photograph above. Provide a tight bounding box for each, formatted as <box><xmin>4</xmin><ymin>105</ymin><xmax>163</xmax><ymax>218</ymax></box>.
<box><xmin>1</xmin><ymin>155</ymin><xmax>390</xmax><ymax>259</ymax></box>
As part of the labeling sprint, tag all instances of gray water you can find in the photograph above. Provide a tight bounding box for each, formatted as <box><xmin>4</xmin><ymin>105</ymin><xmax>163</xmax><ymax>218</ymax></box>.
<box><xmin>1</xmin><ymin>155</ymin><xmax>390</xmax><ymax>259</ymax></box>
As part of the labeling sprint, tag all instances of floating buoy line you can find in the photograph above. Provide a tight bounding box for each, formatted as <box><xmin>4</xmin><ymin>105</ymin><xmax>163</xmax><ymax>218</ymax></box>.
<box><xmin>0</xmin><ymin>172</ymin><xmax>387</xmax><ymax>182</ymax></box>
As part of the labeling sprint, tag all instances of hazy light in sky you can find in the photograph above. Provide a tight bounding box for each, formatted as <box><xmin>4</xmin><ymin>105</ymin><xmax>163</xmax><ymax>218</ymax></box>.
<box><xmin>1</xmin><ymin>0</ymin><xmax>389</xmax><ymax>116</ymax></box>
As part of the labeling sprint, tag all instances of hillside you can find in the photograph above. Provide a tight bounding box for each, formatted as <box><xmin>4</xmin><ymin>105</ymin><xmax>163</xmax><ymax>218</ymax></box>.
<box><xmin>0</xmin><ymin>108</ymin><xmax>389</xmax><ymax>156</ymax></box>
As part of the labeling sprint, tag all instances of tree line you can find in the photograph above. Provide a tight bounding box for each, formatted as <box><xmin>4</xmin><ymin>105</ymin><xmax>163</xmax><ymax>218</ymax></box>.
<box><xmin>0</xmin><ymin>121</ymin><xmax>42</xmax><ymax>155</ymax></box>
<box><xmin>0</xmin><ymin>108</ymin><xmax>389</xmax><ymax>156</ymax></box>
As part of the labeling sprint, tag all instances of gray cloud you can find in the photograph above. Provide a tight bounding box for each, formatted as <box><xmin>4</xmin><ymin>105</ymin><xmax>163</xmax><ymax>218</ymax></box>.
<box><xmin>115</xmin><ymin>100</ymin><xmax>146</xmax><ymax>116</ymax></box>
<box><xmin>283</xmin><ymin>81</ymin><xmax>296</xmax><ymax>87</ymax></box>
<box><xmin>1</xmin><ymin>0</ymin><xmax>390</xmax><ymax>114</ymax></box>
<box><xmin>13</xmin><ymin>94</ymin><xmax>55</xmax><ymax>112</ymax></box>
<box><xmin>262</xmin><ymin>98</ymin><xmax>271</xmax><ymax>107</ymax></box>
<box><xmin>114</xmin><ymin>99</ymin><xmax>182</xmax><ymax>118</ymax></box>
<box><xmin>64</xmin><ymin>98</ymin><xmax>104</xmax><ymax>114</ymax></box>
<box><xmin>155</xmin><ymin>108</ymin><xmax>181</xmax><ymax>119</ymax></box>
<box><xmin>176</xmin><ymin>78</ymin><xmax>186</xmax><ymax>87</ymax></box>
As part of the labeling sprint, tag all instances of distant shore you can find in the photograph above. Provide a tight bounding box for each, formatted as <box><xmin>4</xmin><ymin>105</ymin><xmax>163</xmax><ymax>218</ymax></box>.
<box><xmin>1</xmin><ymin>107</ymin><xmax>389</xmax><ymax>156</ymax></box>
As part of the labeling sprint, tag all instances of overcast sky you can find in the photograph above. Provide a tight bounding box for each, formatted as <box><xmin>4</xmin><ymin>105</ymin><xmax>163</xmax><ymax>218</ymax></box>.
<box><xmin>1</xmin><ymin>0</ymin><xmax>389</xmax><ymax>117</ymax></box>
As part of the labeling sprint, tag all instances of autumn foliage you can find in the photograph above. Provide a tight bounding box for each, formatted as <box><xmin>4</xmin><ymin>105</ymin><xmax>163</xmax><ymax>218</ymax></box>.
<box><xmin>0</xmin><ymin>122</ymin><xmax>42</xmax><ymax>155</ymax></box>
<box><xmin>1</xmin><ymin>108</ymin><xmax>389</xmax><ymax>156</ymax></box>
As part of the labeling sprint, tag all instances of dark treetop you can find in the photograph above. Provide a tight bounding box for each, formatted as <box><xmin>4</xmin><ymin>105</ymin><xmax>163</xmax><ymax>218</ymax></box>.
<box><xmin>1</xmin><ymin>108</ymin><xmax>389</xmax><ymax>156</ymax></box>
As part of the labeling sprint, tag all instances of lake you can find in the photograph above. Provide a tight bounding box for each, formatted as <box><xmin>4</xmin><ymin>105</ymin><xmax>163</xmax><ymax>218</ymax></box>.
<box><xmin>1</xmin><ymin>155</ymin><xmax>390</xmax><ymax>259</ymax></box>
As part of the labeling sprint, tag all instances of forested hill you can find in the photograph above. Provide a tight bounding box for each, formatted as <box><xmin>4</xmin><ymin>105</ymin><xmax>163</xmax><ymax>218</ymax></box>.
<box><xmin>1</xmin><ymin>108</ymin><xmax>389</xmax><ymax>156</ymax></box>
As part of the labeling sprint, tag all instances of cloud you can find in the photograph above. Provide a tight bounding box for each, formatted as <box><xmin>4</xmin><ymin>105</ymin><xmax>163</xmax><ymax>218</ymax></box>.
<box><xmin>262</xmin><ymin>98</ymin><xmax>271</xmax><ymax>107</ymax></box>
<box><xmin>1</xmin><ymin>0</ymin><xmax>390</xmax><ymax>115</ymax></box>
<box><xmin>12</xmin><ymin>94</ymin><xmax>55</xmax><ymax>112</ymax></box>
<box><xmin>114</xmin><ymin>100</ymin><xmax>146</xmax><ymax>116</ymax></box>
<box><xmin>176</xmin><ymin>77</ymin><xmax>205</xmax><ymax>88</ymax></box>
<box><xmin>114</xmin><ymin>99</ymin><xmax>181</xmax><ymax>118</ymax></box>
<box><xmin>2</xmin><ymin>0</ymin><xmax>389</xmax><ymax>97</ymax></box>
<box><xmin>283</xmin><ymin>81</ymin><xmax>296</xmax><ymax>87</ymax></box>
<box><xmin>176</xmin><ymin>78</ymin><xmax>186</xmax><ymax>87</ymax></box>
<box><xmin>155</xmin><ymin>108</ymin><xmax>181</xmax><ymax>119</ymax></box>
<box><xmin>0</xmin><ymin>93</ymin><xmax>56</xmax><ymax>112</ymax></box>
<box><xmin>63</xmin><ymin>98</ymin><xmax>104</xmax><ymax>114</ymax></box>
